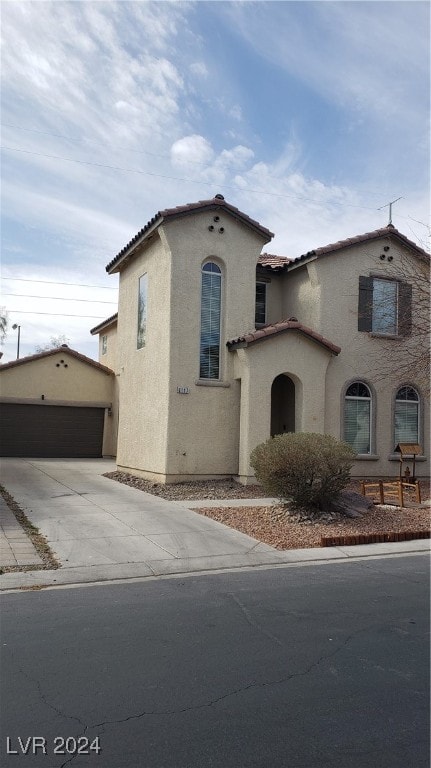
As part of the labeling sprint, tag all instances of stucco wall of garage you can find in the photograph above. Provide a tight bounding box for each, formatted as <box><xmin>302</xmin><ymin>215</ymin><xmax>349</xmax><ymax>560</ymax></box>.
<box><xmin>0</xmin><ymin>350</ymin><xmax>116</xmax><ymax>456</ymax></box>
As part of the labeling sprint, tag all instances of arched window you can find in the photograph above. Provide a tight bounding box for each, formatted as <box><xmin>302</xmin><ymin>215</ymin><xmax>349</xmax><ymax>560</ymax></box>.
<box><xmin>344</xmin><ymin>382</ymin><xmax>372</xmax><ymax>454</ymax></box>
<box><xmin>200</xmin><ymin>262</ymin><xmax>222</xmax><ymax>379</ymax></box>
<box><xmin>395</xmin><ymin>386</ymin><xmax>419</xmax><ymax>444</ymax></box>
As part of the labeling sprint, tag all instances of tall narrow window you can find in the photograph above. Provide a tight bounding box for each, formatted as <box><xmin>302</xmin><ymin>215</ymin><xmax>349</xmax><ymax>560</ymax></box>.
<box><xmin>200</xmin><ymin>262</ymin><xmax>221</xmax><ymax>379</ymax></box>
<box><xmin>395</xmin><ymin>386</ymin><xmax>419</xmax><ymax>444</ymax></box>
<box><xmin>137</xmin><ymin>274</ymin><xmax>148</xmax><ymax>349</ymax></box>
<box><xmin>255</xmin><ymin>282</ymin><xmax>267</xmax><ymax>325</ymax></box>
<box><xmin>101</xmin><ymin>335</ymin><xmax>107</xmax><ymax>355</ymax></box>
<box><xmin>344</xmin><ymin>382</ymin><xmax>372</xmax><ymax>454</ymax></box>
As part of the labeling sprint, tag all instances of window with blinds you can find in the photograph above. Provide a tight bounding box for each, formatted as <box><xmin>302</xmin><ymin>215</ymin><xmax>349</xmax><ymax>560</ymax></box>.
<box><xmin>200</xmin><ymin>262</ymin><xmax>221</xmax><ymax>379</ymax></box>
<box><xmin>395</xmin><ymin>386</ymin><xmax>419</xmax><ymax>443</ymax></box>
<box><xmin>344</xmin><ymin>382</ymin><xmax>371</xmax><ymax>454</ymax></box>
<box><xmin>255</xmin><ymin>282</ymin><xmax>267</xmax><ymax>325</ymax></box>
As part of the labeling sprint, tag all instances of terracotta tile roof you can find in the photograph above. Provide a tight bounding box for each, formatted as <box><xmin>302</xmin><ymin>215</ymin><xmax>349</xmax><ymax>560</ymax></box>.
<box><xmin>0</xmin><ymin>346</ymin><xmax>114</xmax><ymax>375</ymax></box>
<box><xmin>227</xmin><ymin>319</ymin><xmax>341</xmax><ymax>355</ymax></box>
<box><xmin>90</xmin><ymin>313</ymin><xmax>118</xmax><ymax>335</ymax></box>
<box><xmin>106</xmin><ymin>194</ymin><xmax>274</xmax><ymax>273</ymax></box>
<box><xmin>288</xmin><ymin>225</ymin><xmax>430</xmax><ymax>267</ymax></box>
<box><xmin>257</xmin><ymin>252</ymin><xmax>291</xmax><ymax>270</ymax></box>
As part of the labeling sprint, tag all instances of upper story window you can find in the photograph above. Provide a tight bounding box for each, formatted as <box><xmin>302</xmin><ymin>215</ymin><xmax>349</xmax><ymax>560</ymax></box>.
<box><xmin>358</xmin><ymin>276</ymin><xmax>412</xmax><ymax>337</ymax></box>
<box><xmin>137</xmin><ymin>273</ymin><xmax>148</xmax><ymax>349</ymax></box>
<box><xmin>344</xmin><ymin>381</ymin><xmax>372</xmax><ymax>454</ymax></box>
<box><xmin>101</xmin><ymin>335</ymin><xmax>107</xmax><ymax>355</ymax></box>
<box><xmin>200</xmin><ymin>262</ymin><xmax>221</xmax><ymax>379</ymax></box>
<box><xmin>255</xmin><ymin>282</ymin><xmax>267</xmax><ymax>326</ymax></box>
<box><xmin>395</xmin><ymin>386</ymin><xmax>419</xmax><ymax>444</ymax></box>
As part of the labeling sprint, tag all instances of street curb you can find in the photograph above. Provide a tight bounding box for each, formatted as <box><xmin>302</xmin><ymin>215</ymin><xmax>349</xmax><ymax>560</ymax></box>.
<box><xmin>0</xmin><ymin>540</ymin><xmax>429</xmax><ymax>593</ymax></box>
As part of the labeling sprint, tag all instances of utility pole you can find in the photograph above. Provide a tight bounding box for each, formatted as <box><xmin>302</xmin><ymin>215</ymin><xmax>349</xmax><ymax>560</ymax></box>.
<box><xmin>12</xmin><ymin>323</ymin><xmax>21</xmax><ymax>359</ymax></box>
<box><xmin>378</xmin><ymin>197</ymin><xmax>402</xmax><ymax>226</ymax></box>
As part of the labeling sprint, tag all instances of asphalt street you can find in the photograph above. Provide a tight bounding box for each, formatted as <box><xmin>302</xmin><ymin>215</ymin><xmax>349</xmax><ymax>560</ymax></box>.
<box><xmin>1</xmin><ymin>554</ymin><xmax>429</xmax><ymax>768</ymax></box>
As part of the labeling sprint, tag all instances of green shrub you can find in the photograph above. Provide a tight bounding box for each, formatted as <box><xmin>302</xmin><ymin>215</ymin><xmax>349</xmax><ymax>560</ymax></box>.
<box><xmin>250</xmin><ymin>432</ymin><xmax>355</xmax><ymax>512</ymax></box>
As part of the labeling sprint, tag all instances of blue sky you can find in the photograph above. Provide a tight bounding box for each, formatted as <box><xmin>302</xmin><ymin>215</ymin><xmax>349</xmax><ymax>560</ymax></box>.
<box><xmin>1</xmin><ymin>0</ymin><xmax>429</xmax><ymax>362</ymax></box>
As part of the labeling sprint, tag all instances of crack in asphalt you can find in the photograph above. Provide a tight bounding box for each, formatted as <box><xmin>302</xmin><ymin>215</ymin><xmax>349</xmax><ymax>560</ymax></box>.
<box><xmin>89</xmin><ymin>628</ymin><xmax>361</xmax><ymax>730</ymax></box>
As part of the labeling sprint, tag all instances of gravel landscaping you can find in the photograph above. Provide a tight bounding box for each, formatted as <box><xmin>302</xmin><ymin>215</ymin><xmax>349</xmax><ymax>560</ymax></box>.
<box><xmin>195</xmin><ymin>503</ymin><xmax>430</xmax><ymax>550</ymax></box>
<box><xmin>104</xmin><ymin>472</ymin><xmax>267</xmax><ymax>499</ymax></box>
<box><xmin>105</xmin><ymin>471</ymin><xmax>430</xmax><ymax>550</ymax></box>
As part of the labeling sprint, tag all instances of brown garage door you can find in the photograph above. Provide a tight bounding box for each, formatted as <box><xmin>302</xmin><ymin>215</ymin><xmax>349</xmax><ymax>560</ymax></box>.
<box><xmin>0</xmin><ymin>404</ymin><xmax>105</xmax><ymax>458</ymax></box>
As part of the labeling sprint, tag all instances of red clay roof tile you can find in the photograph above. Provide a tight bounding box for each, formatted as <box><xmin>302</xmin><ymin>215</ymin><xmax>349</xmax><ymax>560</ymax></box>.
<box><xmin>106</xmin><ymin>195</ymin><xmax>274</xmax><ymax>273</ymax></box>
<box><xmin>227</xmin><ymin>320</ymin><xmax>341</xmax><ymax>355</ymax></box>
<box><xmin>90</xmin><ymin>313</ymin><xmax>118</xmax><ymax>335</ymax></box>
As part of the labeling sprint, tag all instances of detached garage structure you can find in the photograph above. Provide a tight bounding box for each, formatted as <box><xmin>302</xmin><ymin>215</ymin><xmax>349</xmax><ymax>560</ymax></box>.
<box><xmin>0</xmin><ymin>346</ymin><xmax>115</xmax><ymax>458</ymax></box>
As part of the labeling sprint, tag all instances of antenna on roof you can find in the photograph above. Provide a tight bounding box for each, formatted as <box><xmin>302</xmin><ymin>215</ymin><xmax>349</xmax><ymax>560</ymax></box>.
<box><xmin>378</xmin><ymin>197</ymin><xmax>402</xmax><ymax>226</ymax></box>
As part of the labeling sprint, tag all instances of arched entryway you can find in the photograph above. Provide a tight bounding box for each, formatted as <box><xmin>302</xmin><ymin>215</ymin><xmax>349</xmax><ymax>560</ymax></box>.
<box><xmin>271</xmin><ymin>374</ymin><xmax>295</xmax><ymax>437</ymax></box>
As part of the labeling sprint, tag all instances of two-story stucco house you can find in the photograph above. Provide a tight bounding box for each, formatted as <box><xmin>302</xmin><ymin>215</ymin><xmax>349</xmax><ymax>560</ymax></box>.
<box><xmin>90</xmin><ymin>194</ymin><xmax>430</xmax><ymax>483</ymax></box>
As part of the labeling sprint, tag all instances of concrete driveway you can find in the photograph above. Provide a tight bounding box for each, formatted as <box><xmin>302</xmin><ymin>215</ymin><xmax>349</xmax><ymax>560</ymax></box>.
<box><xmin>0</xmin><ymin>458</ymin><xmax>283</xmax><ymax>587</ymax></box>
<box><xmin>1</xmin><ymin>459</ymin><xmax>428</xmax><ymax>591</ymax></box>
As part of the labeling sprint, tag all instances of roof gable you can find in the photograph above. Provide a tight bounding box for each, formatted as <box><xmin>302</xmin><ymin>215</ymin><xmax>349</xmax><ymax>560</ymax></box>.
<box><xmin>287</xmin><ymin>225</ymin><xmax>429</xmax><ymax>270</ymax></box>
<box><xmin>0</xmin><ymin>346</ymin><xmax>114</xmax><ymax>375</ymax></box>
<box><xmin>227</xmin><ymin>320</ymin><xmax>341</xmax><ymax>355</ymax></box>
<box><xmin>106</xmin><ymin>194</ymin><xmax>274</xmax><ymax>274</ymax></box>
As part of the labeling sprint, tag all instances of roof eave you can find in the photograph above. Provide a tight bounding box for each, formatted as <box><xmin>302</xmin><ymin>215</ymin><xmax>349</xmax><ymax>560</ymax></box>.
<box><xmin>90</xmin><ymin>314</ymin><xmax>118</xmax><ymax>336</ymax></box>
<box><xmin>106</xmin><ymin>219</ymin><xmax>163</xmax><ymax>274</ymax></box>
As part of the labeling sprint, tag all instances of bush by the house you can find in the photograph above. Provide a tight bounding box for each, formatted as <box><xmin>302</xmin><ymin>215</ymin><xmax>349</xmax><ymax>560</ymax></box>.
<box><xmin>250</xmin><ymin>432</ymin><xmax>355</xmax><ymax>513</ymax></box>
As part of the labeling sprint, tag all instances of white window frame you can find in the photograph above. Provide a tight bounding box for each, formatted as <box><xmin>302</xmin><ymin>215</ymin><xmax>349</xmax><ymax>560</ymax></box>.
<box><xmin>394</xmin><ymin>386</ymin><xmax>420</xmax><ymax>445</ymax></box>
<box><xmin>344</xmin><ymin>381</ymin><xmax>373</xmax><ymax>455</ymax></box>
<box><xmin>101</xmin><ymin>335</ymin><xmax>107</xmax><ymax>355</ymax></box>
<box><xmin>199</xmin><ymin>261</ymin><xmax>222</xmax><ymax>380</ymax></box>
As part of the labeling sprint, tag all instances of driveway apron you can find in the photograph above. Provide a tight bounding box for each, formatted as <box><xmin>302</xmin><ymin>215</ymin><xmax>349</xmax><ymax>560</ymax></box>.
<box><xmin>0</xmin><ymin>459</ymin><xmax>280</xmax><ymax>581</ymax></box>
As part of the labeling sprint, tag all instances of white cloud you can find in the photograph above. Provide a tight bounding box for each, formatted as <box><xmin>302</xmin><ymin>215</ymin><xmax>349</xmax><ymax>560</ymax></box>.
<box><xmin>170</xmin><ymin>135</ymin><xmax>215</xmax><ymax>168</ymax></box>
<box><xmin>190</xmin><ymin>61</ymin><xmax>208</xmax><ymax>77</ymax></box>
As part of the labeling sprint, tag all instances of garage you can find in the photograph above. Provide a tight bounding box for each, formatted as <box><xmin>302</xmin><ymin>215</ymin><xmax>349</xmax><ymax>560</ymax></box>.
<box><xmin>0</xmin><ymin>346</ymin><xmax>115</xmax><ymax>459</ymax></box>
<box><xmin>0</xmin><ymin>403</ymin><xmax>105</xmax><ymax>458</ymax></box>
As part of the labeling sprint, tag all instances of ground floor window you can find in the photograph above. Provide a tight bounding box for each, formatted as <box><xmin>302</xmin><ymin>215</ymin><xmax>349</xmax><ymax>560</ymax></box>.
<box><xmin>344</xmin><ymin>381</ymin><xmax>371</xmax><ymax>454</ymax></box>
<box><xmin>394</xmin><ymin>386</ymin><xmax>419</xmax><ymax>444</ymax></box>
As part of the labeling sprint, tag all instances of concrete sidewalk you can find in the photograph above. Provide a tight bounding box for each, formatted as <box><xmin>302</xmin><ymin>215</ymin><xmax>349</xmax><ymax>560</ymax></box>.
<box><xmin>0</xmin><ymin>458</ymin><xmax>429</xmax><ymax>591</ymax></box>
<box><xmin>0</xmin><ymin>496</ymin><xmax>43</xmax><ymax>568</ymax></box>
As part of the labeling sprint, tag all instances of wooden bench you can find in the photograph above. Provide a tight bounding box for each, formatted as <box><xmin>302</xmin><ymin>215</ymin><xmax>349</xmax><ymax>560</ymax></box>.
<box><xmin>361</xmin><ymin>480</ymin><xmax>421</xmax><ymax>506</ymax></box>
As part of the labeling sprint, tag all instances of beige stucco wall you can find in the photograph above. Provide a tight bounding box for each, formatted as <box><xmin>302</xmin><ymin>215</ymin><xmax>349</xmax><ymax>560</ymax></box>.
<box><xmin>99</xmin><ymin>323</ymin><xmax>118</xmax><ymax>373</ymax></box>
<box><xmin>162</xmin><ymin>211</ymin><xmax>270</xmax><ymax>480</ymax></box>
<box><xmin>111</xmin><ymin>208</ymin><xmax>429</xmax><ymax>482</ymax></box>
<box><xmin>271</xmin><ymin>238</ymin><xmax>430</xmax><ymax>477</ymax></box>
<box><xmin>113</xmin><ymin>210</ymin><xmax>270</xmax><ymax>481</ymax></box>
<box><xmin>0</xmin><ymin>352</ymin><xmax>113</xmax><ymax>401</ymax></box>
<box><xmin>232</xmin><ymin>332</ymin><xmax>336</xmax><ymax>482</ymax></box>
<box><xmin>114</xmin><ymin>232</ymin><xmax>173</xmax><ymax>479</ymax></box>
